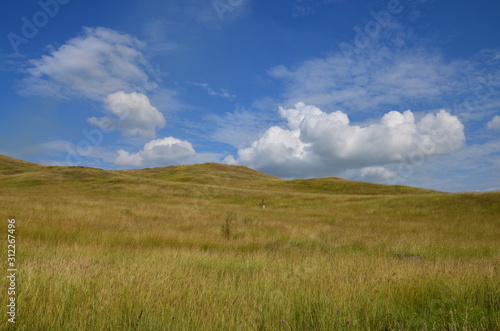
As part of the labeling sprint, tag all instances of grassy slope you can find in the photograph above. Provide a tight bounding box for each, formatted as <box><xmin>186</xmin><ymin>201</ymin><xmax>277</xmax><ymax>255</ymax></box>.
<box><xmin>0</xmin><ymin>154</ymin><xmax>43</xmax><ymax>175</ymax></box>
<box><xmin>120</xmin><ymin>162</ymin><xmax>440</xmax><ymax>195</ymax></box>
<box><xmin>0</xmin><ymin>157</ymin><xmax>439</xmax><ymax>195</ymax></box>
<box><xmin>0</xmin><ymin>156</ymin><xmax>499</xmax><ymax>330</ymax></box>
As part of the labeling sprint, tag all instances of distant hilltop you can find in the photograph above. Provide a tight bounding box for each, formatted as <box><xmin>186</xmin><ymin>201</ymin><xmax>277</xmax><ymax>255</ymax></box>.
<box><xmin>0</xmin><ymin>154</ymin><xmax>440</xmax><ymax>195</ymax></box>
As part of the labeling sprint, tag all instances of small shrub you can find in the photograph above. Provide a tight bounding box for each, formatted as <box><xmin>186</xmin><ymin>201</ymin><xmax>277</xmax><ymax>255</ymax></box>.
<box><xmin>222</xmin><ymin>212</ymin><xmax>236</xmax><ymax>239</ymax></box>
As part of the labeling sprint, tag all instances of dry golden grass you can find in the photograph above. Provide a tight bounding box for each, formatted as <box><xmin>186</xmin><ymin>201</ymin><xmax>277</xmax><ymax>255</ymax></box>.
<box><xmin>0</xmin><ymin>156</ymin><xmax>499</xmax><ymax>330</ymax></box>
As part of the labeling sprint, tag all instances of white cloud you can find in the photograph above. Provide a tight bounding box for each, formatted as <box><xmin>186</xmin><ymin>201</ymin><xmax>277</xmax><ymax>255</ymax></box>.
<box><xmin>142</xmin><ymin>20</ymin><xmax>179</xmax><ymax>53</ymax></box>
<box><xmin>268</xmin><ymin>47</ymin><xmax>459</xmax><ymax>113</ymax></box>
<box><xmin>115</xmin><ymin>137</ymin><xmax>196</xmax><ymax>167</ymax></box>
<box><xmin>235</xmin><ymin>126</ymin><xmax>309</xmax><ymax>172</ymax></box>
<box><xmin>0</xmin><ymin>52</ymin><xmax>23</xmax><ymax>72</ymax></box>
<box><xmin>268</xmin><ymin>28</ymin><xmax>500</xmax><ymax>125</ymax></box>
<box><xmin>230</xmin><ymin>102</ymin><xmax>465</xmax><ymax>178</ymax></box>
<box><xmin>487</xmin><ymin>115</ymin><xmax>500</xmax><ymax>130</ymax></box>
<box><xmin>20</xmin><ymin>27</ymin><xmax>150</xmax><ymax>100</ymax></box>
<box><xmin>189</xmin><ymin>82</ymin><xmax>236</xmax><ymax>99</ymax></box>
<box><xmin>359</xmin><ymin>166</ymin><xmax>399</xmax><ymax>183</ymax></box>
<box><xmin>88</xmin><ymin>91</ymin><xmax>166</xmax><ymax>138</ymax></box>
<box><xmin>211</xmin><ymin>0</ymin><xmax>251</xmax><ymax>24</ymax></box>
<box><xmin>39</xmin><ymin>140</ymin><xmax>74</xmax><ymax>152</ymax></box>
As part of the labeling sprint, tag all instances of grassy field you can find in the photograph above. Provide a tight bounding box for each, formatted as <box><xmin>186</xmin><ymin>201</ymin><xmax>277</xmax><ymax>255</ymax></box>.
<box><xmin>0</xmin><ymin>155</ymin><xmax>499</xmax><ymax>330</ymax></box>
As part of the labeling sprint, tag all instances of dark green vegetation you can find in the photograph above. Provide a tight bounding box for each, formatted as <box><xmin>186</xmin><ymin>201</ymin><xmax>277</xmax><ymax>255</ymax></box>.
<box><xmin>1</xmin><ymin>154</ymin><xmax>499</xmax><ymax>330</ymax></box>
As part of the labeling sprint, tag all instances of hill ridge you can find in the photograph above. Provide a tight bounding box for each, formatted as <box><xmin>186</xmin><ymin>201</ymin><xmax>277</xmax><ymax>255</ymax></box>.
<box><xmin>0</xmin><ymin>154</ymin><xmax>439</xmax><ymax>195</ymax></box>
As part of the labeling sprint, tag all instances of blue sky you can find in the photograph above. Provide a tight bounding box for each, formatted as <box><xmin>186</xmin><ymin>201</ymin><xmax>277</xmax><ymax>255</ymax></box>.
<box><xmin>1</xmin><ymin>0</ymin><xmax>499</xmax><ymax>192</ymax></box>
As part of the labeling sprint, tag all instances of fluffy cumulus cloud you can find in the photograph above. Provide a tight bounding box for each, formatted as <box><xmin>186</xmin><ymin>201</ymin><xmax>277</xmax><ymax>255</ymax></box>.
<box><xmin>487</xmin><ymin>115</ymin><xmax>500</xmax><ymax>130</ymax></box>
<box><xmin>20</xmin><ymin>27</ymin><xmax>149</xmax><ymax>100</ymax></box>
<box><xmin>115</xmin><ymin>137</ymin><xmax>196</xmax><ymax>167</ymax></box>
<box><xmin>229</xmin><ymin>102</ymin><xmax>465</xmax><ymax>178</ymax></box>
<box><xmin>88</xmin><ymin>91</ymin><xmax>165</xmax><ymax>138</ymax></box>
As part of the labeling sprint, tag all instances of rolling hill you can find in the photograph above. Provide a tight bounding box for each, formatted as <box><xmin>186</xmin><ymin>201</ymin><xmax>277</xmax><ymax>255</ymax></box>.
<box><xmin>0</xmin><ymin>154</ymin><xmax>438</xmax><ymax>195</ymax></box>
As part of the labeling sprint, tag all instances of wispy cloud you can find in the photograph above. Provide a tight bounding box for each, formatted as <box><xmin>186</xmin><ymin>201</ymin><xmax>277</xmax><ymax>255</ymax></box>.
<box><xmin>0</xmin><ymin>51</ymin><xmax>23</xmax><ymax>72</ymax></box>
<box><xmin>269</xmin><ymin>47</ymin><xmax>457</xmax><ymax>114</ymax></box>
<box><xmin>268</xmin><ymin>26</ymin><xmax>500</xmax><ymax>124</ymax></box>
<box><xmin>189</xmin><ymin>82</ymin><xmax>236</xmax><ymax>99</ymax></box>
<box><xmin>142</xmin><ymin>20</ymin><xmax>179</xmax><ymax>54</ymax></box>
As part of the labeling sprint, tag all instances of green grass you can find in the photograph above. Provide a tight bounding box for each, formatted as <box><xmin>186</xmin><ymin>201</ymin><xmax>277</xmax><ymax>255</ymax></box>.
<box><xmin>0</xmin><ymin>155</ymin><xmax>499</xmax><ymax>330</ymax></box>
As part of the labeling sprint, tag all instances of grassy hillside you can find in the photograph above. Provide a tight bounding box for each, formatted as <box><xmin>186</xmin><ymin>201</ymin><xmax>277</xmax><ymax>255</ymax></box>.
<box><xmin>0</xmin><ymin>155</ymin><xmax>499</xmax><ymax>330</ymax></box>
<box><xmin>0</xmin><ymin>156</ymin><xmax>439</xmax><ymax>195</ymax></box>
<box><xmin>123</xmin><ymin>162</ymin><xmax>280</xmax><ymax>184</ymax></box>
<box><xmin>0</xmin><ymin>154</ymin><xmax>43</xmax><ymax>175</ymax></box>
<box><xmin>121</xmin><ymin>163</ymin><xmax>439</xmax><ymax>195</ymax></box>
